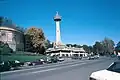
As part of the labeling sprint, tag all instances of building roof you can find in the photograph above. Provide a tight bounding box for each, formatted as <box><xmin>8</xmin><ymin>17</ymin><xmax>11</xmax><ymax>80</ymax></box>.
<box><xmin>46</xmin><ymin>47</ymin><xmax>85</xmax><ymax>53</ymax></box>
<box><xmin>0</xmin><ymin>17</ymin><xmax>24</xmax><ymax>33</ymax></box>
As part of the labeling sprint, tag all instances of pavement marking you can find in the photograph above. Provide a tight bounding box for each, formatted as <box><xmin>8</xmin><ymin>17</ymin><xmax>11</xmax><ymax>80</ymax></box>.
<box><xmin>1</xmin><ymin>62</ymin><xmax>87</xmax><ymax>80</ymax></box>
<box><xmin>1</xmin><ymin>60</ymin><xmax>84</xmax><ymax>74</ymax></box>
<box><xmin>30</xmin><ymin>63</ymin><xmax>86</xmax><ymax>74</ymax></box>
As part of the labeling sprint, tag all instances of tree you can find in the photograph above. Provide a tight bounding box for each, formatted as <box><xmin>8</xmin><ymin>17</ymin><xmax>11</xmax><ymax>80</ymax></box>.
<box><xmin>25</xmin><ymin>34</ymin><xmax>34</xmax><ymax>52</ymax></box>
<box><xmin>66</xmin><ymin>44</ymin><xmax>81</xmax><ymax>48</ymax></box>
<box><xmin>0</xmin><ymin>17</ymin><xmax>3</xmax><ymax>26</ymax></box>
<box><xmin>102</xmin><ymin>38</ymin><xmax>115</xmax><ymax>55</ymax></box>
<box><xmin>73</xmin><ymin>44</ymin><xmax>77</xmax><ymax>47</ymax></box>
<box><xmin>93</xmin><ymin>41</ymin><xmax>104</xmax><ymax>55</ymax></box>
<box><xmin>115</xmin><ymin>41</ymin><xmax>120</xmax><ymax>54</ymax></box>
<box><xmin>75</xmin><ymin>44</ymin><xmax>82</xmax><ymax>48</ymax></box>
<box><xmin>117</xmin><ymin>41</ymin><xmax>120</xmax><ymax>47</ymax></box>
<box><xmin>88</xmin><ymin>46</ymin><xmax>93</xmax><ymax>53</ymax></box>
<box><xmin>50</xmin><ymin>42</ymin><xmax>54</xmax><ymax>48</ymax></box>
<box><xmin>66</xmin><ymin>44</ymin><xmax>71</xmax><ymax>47</ymax></box>
<box><xmin>44</xmin><ymin>39</ymin><xmax>52</xmax><ymax>49</ymax></box>
<box><xmin>82</xmin><ymin>45</ymin><xmax>93</xmax><ymax>54</ymax></box>
<box><xmin>82</xmin><ymin>45</ymin><xmax>90</xmax><ymax>53</ymax></box>
<box><xmin>25</xmin><ymin>27</ymin><xmax>46</xmax><ymax>54</ymax></box>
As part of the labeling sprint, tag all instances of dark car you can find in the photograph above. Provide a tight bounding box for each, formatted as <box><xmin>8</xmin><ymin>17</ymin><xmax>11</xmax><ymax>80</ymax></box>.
<box><xmin>71</xmin><ymin>56</ymin><xmax>82</xmax><ymax>60</ymax></box>
<box><xmin>51</xmin><ymin>56</ymin><xmax>58</xmax><ymax>63</ymax></box>
<box><xmin>32</xmin><ymin>60</ymin><xmax>43</xmax><ymax>65</ymax></box>
<box><xmin>117</xmin><ymin>55</ymin><xmax>120</xmax><ymax>60</ymax></box>
<box><xmin>0</xmin><ymin>61</ymin><xmax>11</xmax><ymax>72</ymax></box>
<box><xmin>9</xmin><ymin>61</ymin><xmax>20</xmax><ymax>67</ymax></box>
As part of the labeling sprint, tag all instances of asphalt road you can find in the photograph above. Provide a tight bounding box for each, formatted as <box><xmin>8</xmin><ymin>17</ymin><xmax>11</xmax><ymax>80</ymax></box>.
<box><xmin>1</xmin><ymin>57</ymin><xmax>117</xmax><ymax>80</ymax></box>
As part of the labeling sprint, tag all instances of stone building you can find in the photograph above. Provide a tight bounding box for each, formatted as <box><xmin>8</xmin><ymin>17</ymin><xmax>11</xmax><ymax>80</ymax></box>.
<box><xmin>0</xmin><ymin>17</ymin><xmax>24</xmax><ymax>51</ymax></box>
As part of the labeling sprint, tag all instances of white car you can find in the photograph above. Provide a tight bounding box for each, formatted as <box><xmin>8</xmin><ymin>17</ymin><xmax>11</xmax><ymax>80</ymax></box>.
<box><xmin>94</xmin><ymin>55</ymin><xmax>100</xmax><ymax>59</ymax></box>
<box><xmin>58</xmin><ymin>57</ymin><xmax>65</xmax><ymax>62</ymax></box>
<box><xmin>88</xmin><ymin>56</ymin><xmax>95</xmax><ymax>60</ymax></box>
<box><xmin>90</xmin><ymin>61</ymin><xmax>120</xmax><ymax>80</ymax></box>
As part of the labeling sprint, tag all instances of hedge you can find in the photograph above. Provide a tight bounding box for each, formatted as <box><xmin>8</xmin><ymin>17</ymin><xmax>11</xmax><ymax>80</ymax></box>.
<box><xmin>0</xmin><ymin>53</ymin><xmax>47</xmax><ymax>62</ymax></box>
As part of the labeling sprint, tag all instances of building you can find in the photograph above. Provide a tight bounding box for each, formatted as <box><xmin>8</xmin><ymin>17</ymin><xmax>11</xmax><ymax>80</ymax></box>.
<box><xmin>0</xmin><ymin>17</ymin><xmax>24</xmax><ymax>51</ymax></box>
<box><xmin>46</xmin><ymin>47</ymin><xmax>87</xmax><ymax>57</ymax></box>
<box><xmin>46</xmin><ymin>12</ymin><xmax>88</xmax><ymax>57</ymax></box>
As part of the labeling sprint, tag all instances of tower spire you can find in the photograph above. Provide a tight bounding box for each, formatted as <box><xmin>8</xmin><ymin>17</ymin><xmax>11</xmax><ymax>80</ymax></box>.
<box><xmin>56</xmin><ymin>11</ymin><xmax>59</xmax><ymax>16</ymax></box>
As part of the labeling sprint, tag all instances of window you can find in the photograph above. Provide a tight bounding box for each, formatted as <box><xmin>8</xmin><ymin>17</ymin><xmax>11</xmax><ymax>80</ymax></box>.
<box><xmin>62</xmin><ymin>54</ymin><xmax>65</xmax><ymax>57</ymax></box>
<box><xmin>1</xmin><ymin>31</ymin><xmax>6</xmax><ymax>36</ymax></box>
<box><xmin>7</xmin><ymin>32</ymin><xmax>13</xmax><ymax>42</ymax></box>
<box><xmin>107</xmin><ymin>62</ymin><xmax>120</xmax><ymax>73</ymax></box>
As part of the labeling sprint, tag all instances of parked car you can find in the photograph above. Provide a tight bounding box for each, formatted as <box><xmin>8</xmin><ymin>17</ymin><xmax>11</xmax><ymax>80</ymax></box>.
<box><xmin>90</xmin><ymin>61</ymin><xmax>120</xmax><ymax>80</ymax></box>
<box><xmin>71</xmin><ymin>56</ymin><xmax>82</xmax><ymax>60</ymax></box>
<box><xmin>46</xmin><ymin>57</ymin><xmax>52</xmax><ymax>63</ymax></box>
<box><xmin>79</xmin><ymin>57</ymin><xmax>82</xmax><ymax>60</ymax></box>
<box><xmin>94</xmin><ymin>55</ymin><xmax>100</xmax><ymax>59</ymax></box>
<box><xmin>32</xmin><ymin>60</ymin><xmax>43</xmax><ymax>65</ymax></box>
<box><xmin>9</xmin><ymin>60</ymin><xmax>21</xmax><ymax>67</ymax></box>
<box><xmin>39</xmin><ymin>59</ymin><xmax>45</xmax><ymax>63</ymax></box>
<box><xmin>88</xmin><ymin>55</ymin><xmax>95</xmax><ymax>60</ymax></box>
<box><xmin>0</xmin><ymin>61</ymin><xmax>11</xmax><ymax>72</ymax></box>
<box><xmin>118</xmin><ymin>55</ymin><xmax>120</xmax><ymax>60</ymax></box>
<box><xmin>58</xmin><ymin>57</ymin><xmax>65</xmax><ymax>62</ymax></box>
<box><xmin>88</xmin><ymin>55</ymin><xmax>99</xmax><ymax>60</ymax></box>
<box><xmin>25</xmin><ymin>62</ymin><xmax>33</xmax><ymax>66</ymax></box>
<box><xmin>51</xmin><ymin>56</ymin><xmax>58</xmax><ymax>63</ymax></box>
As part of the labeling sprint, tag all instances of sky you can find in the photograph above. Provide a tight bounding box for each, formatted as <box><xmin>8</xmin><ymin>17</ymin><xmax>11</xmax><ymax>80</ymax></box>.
<box><xmin>0</xmin><ymin>0</ymin><xmax>120</xmax><ymax>46</ymax></box>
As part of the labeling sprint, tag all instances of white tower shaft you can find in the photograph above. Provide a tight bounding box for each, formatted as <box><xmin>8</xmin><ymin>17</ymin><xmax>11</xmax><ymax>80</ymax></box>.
<box><xmin>56</xmin><ymin>21</ymin><xmax>61</xmax><ymax>45</ymax></box>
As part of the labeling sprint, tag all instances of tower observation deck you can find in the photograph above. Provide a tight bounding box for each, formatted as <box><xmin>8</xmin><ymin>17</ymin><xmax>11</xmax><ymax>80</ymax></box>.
<box><xmin>54</xmin><ymin>11</ymin><xmax>61</xmax><ymax>21</ymax></box>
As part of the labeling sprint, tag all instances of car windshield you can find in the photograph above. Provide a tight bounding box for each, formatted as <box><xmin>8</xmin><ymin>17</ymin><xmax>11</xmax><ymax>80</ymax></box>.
<box><xmin>107</xmin><ymin>62</ymin><xmax>120</xmax><ymax>73</ymax></box>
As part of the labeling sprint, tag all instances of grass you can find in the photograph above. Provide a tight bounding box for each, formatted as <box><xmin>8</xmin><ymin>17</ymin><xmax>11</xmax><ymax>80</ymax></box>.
<box><xmin>0</xmin><ymin>52</ymin><xmax>48</xmax><ymax>62</ymax></box>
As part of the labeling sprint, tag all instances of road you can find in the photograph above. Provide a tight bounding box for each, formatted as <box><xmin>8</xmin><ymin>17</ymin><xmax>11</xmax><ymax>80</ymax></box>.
<box><xmin>1</xmin><ymin>57</ymin><xmax>117</xmax><ymax>80</ymax></box>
